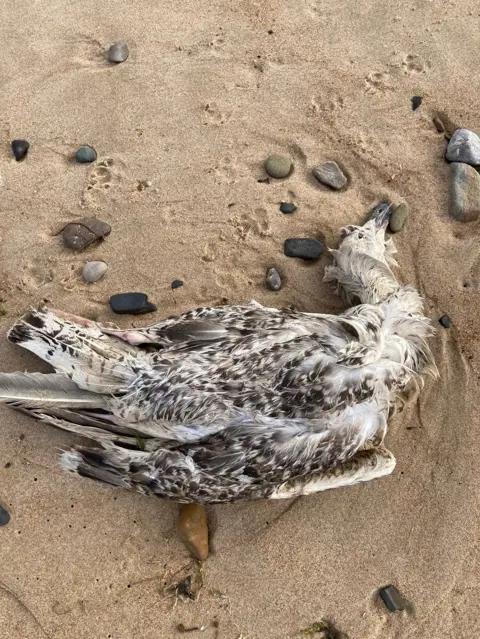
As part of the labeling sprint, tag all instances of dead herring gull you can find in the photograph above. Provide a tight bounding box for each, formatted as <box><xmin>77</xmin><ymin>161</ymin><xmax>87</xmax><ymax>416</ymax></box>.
<box><xmin>0</xmin><ymin>204</ymin><xmax>436</xmax><ymax>503</ymax></box>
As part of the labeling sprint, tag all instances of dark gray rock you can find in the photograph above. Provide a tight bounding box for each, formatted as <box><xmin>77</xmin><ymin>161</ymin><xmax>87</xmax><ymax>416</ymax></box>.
<box><xmin>82</xmin><ymin>261</ymin><xmax>108</xmax><ymax>283</ymax></box>
<box><xmin>171</xmin><ymin>279</ymin><xmax>184</xmax><ymax>290</ymax></box>
<box><xmin>0</xmin><ymin>505</ymin><xmax>10</xmax><ymax>526</ymax></box>
<box><xmin>266</xmin><ymin>267</ymin><xmax>282</xmax><ymax>291</ymax></box>
<box><xmin>389</xmin><ymin>203</ymin><xmax>409</xmax><ymax>233</ymax></box>
<box><xmin>109</xmin><ymin>293</ymin><xmax>157</xmax><ymax>315</ymax></box>
<box><xmin>446</xmin><ymin>129</ymin><xmax>480</xmax><ymax>165</ymax></box>
<box><xmin>75</xmin><ymin>146</ymin><xmax>97</xmax><ymax>163</ymax></box>
<box><xmin>450</xmin><ymin>162</ymin><xmax>480</xmax><ymax>222</ymax></box>
<box><xmin>264</xmin><ymin>155</ymin><xmax>292</xmax><ymax>179</ymax></box>
<box><xmin>439</xmin><ymin>315</ymin><xmax>452</xmax><ymax>329</ymax></box>
<box><xmin>279</xmin><ymin>202</ymin><xmax>297</xmax><ymax>214</ymax></box>
<box><xmin>312</xmin><ymin>161</ymin><xmax>347</xmax><ymax>190</ymax></box>
<box><xmin>11</xmin><ymin>139</ymin><xmax>29</xmax><ymax>161</ymax></box>
<box><xmin>61</xmin><ymin>217</ymin><xmax>111</xmax><ymax>250</ymax></box>
<box><xmin>284</xmin><ymin>238</ymin><xmax>324</xmax><ymax>260</ymax></box>
<box><xmin>411</xmin><ymin>96</ymin><xmax>422</xmax><ymax>111</ymax></box>
<box><xmin>378</xmin><ymin>585</ymin><xmax>406</xmax><ymax>612</ymax></box>
<box><xmin>108</xmin><ymin>41</ymin><xmax>130</xmax><ymax>63</ymax></box>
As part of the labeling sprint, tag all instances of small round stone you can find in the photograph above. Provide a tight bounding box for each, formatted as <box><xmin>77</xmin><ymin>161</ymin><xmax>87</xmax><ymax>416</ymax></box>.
<box><xmin>11</xmin><ymin>139</ymin><xmax>30</xmax><ymax>161</ymax></box>
<box><xmin>171</xmin><ymin>279</ymin><xmax>184</xmax><ymax>290</ymax></box>
<box><xmin>264</xmin><ymin>154</ymin><xmax>292</xmax><ymax>179</ymax></box>
<box><xmin>108</xmin><ymin>41</ymin><xmax>130</xmax><ymax>63</ymax></box>
<box><xmin>279</xmin><ymin>202</ymin><xmax>297</xmax><ymax>214</ymax></box>
<box><xmin>266</xmin><ymin>267</ymin><xmax>282</xmax><ymax>291</ymax></box>
<box><xmin>82</xmin><ymin>261</ymin><xmax>108</xmax><ymax>283</ymax></box>
<box><xmin>0</xmin><ymin>505</ymin><xmax>10</xmax><ymax>527</ymax></box>
<box><xmin>411</xmin><ymin>96</ymin><xmax>422</xmax><ymax>111</ymax></box>
<box><xmin>439</xmin><ymin>315</ymin><xmax>452</xmax><ymax>329</ymax></box>
<box><xmin>75</xmin><ymin>146</ymin><xmax>97</xmax><ymax>163</ymax></box>
<box><xmin>389</xmin><ymin>203</ymin><xmax>409</xmax><ymax>233</ymax></box>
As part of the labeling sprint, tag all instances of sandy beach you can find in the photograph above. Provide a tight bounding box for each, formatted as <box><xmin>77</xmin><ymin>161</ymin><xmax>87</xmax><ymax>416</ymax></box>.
<box><xmin>1</xmin><ymin>0</ymin><xmax>479</xmax><ymax>637</ymax></box>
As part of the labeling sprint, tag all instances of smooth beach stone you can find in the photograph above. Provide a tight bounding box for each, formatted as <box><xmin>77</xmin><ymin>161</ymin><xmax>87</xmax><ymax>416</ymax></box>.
<box><xmin>312</xmin><ymin>161</ymin><xmax>347</xmax><ymax>190</ymax></box>
<box><xmin>75</xmin><ymin>146</ymin><xmax>97</xmax><ymax>163</ymax></box>
<box><xmin>82</xmin><ymin>261</ymin><xmax>108</xmax><ymax>283</ymax></box>
<box><xmin>264</xmin><ymin>154</ymin><xmax>292</xmax><ymax>179</ymax></box>
<box><xmin>439</xmin><ymin>315</ymin><xmax>452</xmax><ymax>329</ymax></box>
<box><xmin>446</xmin><ymin>129</ymin><xmax>480</xmax><ymax>165</ymax></box>
<box><xmin>450</xmin><ymin>162</ymin><xmax>480</xmax><ymax>222</ymax></box>
<box><xmin>11</xmin><ymin>139</ymin><xmax>29</xmax><ymax>161</ymax></box>
<box><xmin>108</xmin><ymin>41</ymin><xmax>130</xmax><ymax>63</ymax></box>
<box><xmin>0</xmin><ymin>505</ymin><xmax>10</xmax><ymax>526</ymax></box>
<box><xmin>171</xmin><ymin>279</ymin><xmax>184</xmax><ymax>290</ymax></box>
<box><xmin>178</xmin><ymin>504</ymin><xmax>209</xmax><ymax>561</ymax></box>
<box><xmin>389</xmin><ymin>203</ymin><xmax>409</xmax><ymax>233</ymax></box>
<box><xmin>284</xmin><ymin>238</ymin><xmax>324</xmax><ymax>260</ymax></box>
<box><xmin>378</xmin><ymin>585</ymin><xmax>407</xmax><ymax>612</ymax></box>
<box><xmin>279</xmin><ymin>202</ymin><xmax>297</xmax><ymax>214</ymax></box>
<box><xmin>62</xmin><ymin>217</ymin><xmax>111</xmax><ymax>250</ymax></box>
<box><xmin>109</xmin><ymin>292</ymin><xmax>157</xmax><ymax>315</ymax></box>
<box><xmin>411</xmin><ymin>96</ymin><xmax>422</xmax><ymax>111</ymax></box>
<box><xmin>266</xmin><ymin>267</ymin><xmax>282</xmax><ymax>291</ymax></box>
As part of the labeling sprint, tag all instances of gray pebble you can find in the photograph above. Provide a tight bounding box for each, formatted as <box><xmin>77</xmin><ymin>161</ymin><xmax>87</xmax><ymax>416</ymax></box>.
<box><xmin>82</xmin><ymin>261</ymin><xmax>108</xmax><ymax>283</ymax></box>
<box><xmin>11</xmin><ymin>139</ymin><xmax>30</xmax><ymax>161</ymax></box>
<box><xmin>450</xmin><ymin>162</ymin><xmax>480</xmax><ymax>222</ymax></box>
<box><xmin>446</xmin><ymin>129</ymin><xmax>480</xmax><ymax>165</ymax></box>
<box><xmin>312</xmin><ymin>161</ymin><xmax>347</xmax><ymax>190</ymax></box>
<box><xmin>264</xmin><ymin>155</ymin><xmax>292</xmax><ymax>179</ymax></box>
<box><xmin>284</xmin><ymin>238</ymin><xmax>324</xmax><ymax>260</ymax></box>
<box><xmin>389</xmin><ymin>203</ymin><xmax>409</xmax><ymax>233</ymax></box>
<box><xmin>75</xmin><ymin>146</ymin><xmax>97</xmax><ymax>163</ymax></box>
<box><xmin>439</xmin><ymin>315</ymin><xmax>452</xmax><ymax>329</ymax></box>
<box><xmin>0</xmin><ymin>505</ymin><xmax>10</xmax><ymax>527</ymax></box>
<box><xmin>279</xmin><ymin>202</ymin><xmax>297</xmax><ymax>214</ymax></box>
<box><xmin>266</xmin><ymin>267</ymin><xmax>282</xmax><ymax>291</ymax></box>
<box><xmin>108</xmin><ymin>41</ymin><xmax>130</xmax><ymax>63</ymax></box>
<box><xmin>378</xmin><ymin>585</ymin><xmax>406</xmax><ymax>612</ymax></box>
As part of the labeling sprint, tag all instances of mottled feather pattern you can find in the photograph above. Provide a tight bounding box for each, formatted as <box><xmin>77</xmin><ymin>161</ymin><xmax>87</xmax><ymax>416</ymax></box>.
<box><xmin>0</xmin><ymin>209</ymin><xmax>437</xmax><ymax>502</ymax></box>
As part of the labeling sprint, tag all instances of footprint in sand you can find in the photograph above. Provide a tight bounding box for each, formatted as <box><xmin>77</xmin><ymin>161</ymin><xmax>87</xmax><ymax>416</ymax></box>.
<box><xmin>202</xmin><ymin>102</ymin><xmax>232</xmax><ymax>126</ymax></box>
<box><xmin>230</xmin><ymin>209</ymin><xmax>271</xmax><ymax>241</ymax></box>
<box><xmin>83</xmin><ymin>158</ymin><xmax>117</xmax><ymax>204</ymax></box>
<box><xmin>364</xmin><ymin>71</ymin><xmax>393</xmax><ymax>94</ymax></box>
<box><xmin>402</xmin><ymin>53</ymin><xmax>428</xmax><ymax>75</ymax></box>
<box><xmin>67</xmin><ymin>34</ymin><xmax>109</xmax><ymax>69</ymax></box>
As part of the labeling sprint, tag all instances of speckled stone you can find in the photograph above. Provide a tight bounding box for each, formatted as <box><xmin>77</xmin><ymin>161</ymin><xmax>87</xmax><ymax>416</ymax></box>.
<box><xmin>264</xmin><ymin>154</ymin><xmax>292</xmax><ymax>179</ymax></box>
<box><xmin>284</xmin><ymin>238</ymin><xmax>324</xmax><ymax>260</ymax></box>
<box><xmin>389</xmin><ymin>203</ymin><xmax>409</xmax><ymax>233</ymax></box>
<box><xmin>446</xmin><ymin>129</ymin><xmax>480</xmax><ymax>165</ymax></box>
<box><xmin>11</xmin><ymin>139</ymin><xmax>30</xmax><ymax>161</ymax></box>
<box><xmin>82</xmin><ymin>261</ymin><xmax>108</xmax><ymax>283</ymax></box>
<box><xmin>378</xmin><ymin>585</ymin><xmax>406</xmax><ymax>612</ymax></box>
<box><xmin>266</xmin><ymin>267</ymin><xmax>282</xmax><ymax>291</ymax></box>
<box><xmin>178</xmin><ymin>504</ymin><xmax>209</xmax><ymax>561</ymax></box>
<box><xmin>450</xmin><ymin>162</ymin><xmax>480</xmax><ymax>222</ymax></box>
<box><xmin>110</xmin><ymin>293</ymin><xmax>157</xmax><ymax>315</ymax></box>
<box><xmin>312</xmin><ymin>161</ymin><xmax>347</xmax><ymax>190</ymax></box>
<box><xmin>108</xmin><ymin>41</ymin><xmax>130</xmax><ymax>63</ymax></box>
<box><xmin>75</xmin><ymin>146</ymin><xmax>97</xmax><ymax>163</ymax></box>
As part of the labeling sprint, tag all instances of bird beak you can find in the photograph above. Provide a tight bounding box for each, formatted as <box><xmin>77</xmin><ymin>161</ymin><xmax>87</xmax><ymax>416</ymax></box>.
<box><xmin>369</xmin><ymin>202</ymin><xmax>392</xmax><ymax>229</ymax></box>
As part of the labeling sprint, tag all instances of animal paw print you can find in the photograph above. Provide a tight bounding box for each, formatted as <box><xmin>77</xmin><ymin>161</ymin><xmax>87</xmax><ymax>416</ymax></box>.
<box><xmin>365</xmin><ymin>71</ymin><xmax>392</xmax><ymax>94</ymax></box>
<box><xmin>402</xmin><ymin>53</ymin><xmax>428</xmax><ymax>75</ymax></box>
<box><xmin>202</xmin><ymin>102</ymin><xmax>231</xmax><ymax>126</ymax></box>
<box><xmin>83</xmin><ymin>158</ymin><xmax>115</xmax><ymax>203</ymax></box>
<box><xmin>230</xmin><ymin>209</ymin><xmax>271</xmax><ymax>241</ymax></box>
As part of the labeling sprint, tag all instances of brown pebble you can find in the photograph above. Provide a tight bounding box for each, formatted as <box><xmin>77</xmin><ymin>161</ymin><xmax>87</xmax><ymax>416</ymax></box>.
<box><xmin>60</xmin><ymin>217</ymin><xmax>111</xmax><ymax>251</ymax></box>
<box><xmin>178</xmin><ymin>504</ymin><xmax>209</xmax><ymax>561</ymax></box>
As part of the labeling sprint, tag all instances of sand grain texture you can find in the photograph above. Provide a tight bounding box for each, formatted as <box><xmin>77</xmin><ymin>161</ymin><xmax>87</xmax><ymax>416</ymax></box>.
<box><xmin>1</xmin><ymin>1</ymin><xmax>479</xmax><ymax>638</ymax></box>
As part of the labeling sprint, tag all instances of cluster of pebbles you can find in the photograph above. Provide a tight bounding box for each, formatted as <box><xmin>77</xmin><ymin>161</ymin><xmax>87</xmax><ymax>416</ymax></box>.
<box><xmin>262</xmin><ymin>153</ymin><xmax>409</xmax><ymax>292</ymax></box>
<box><xmin>444</xmin><ymin>128</ymin><xmax>480</xmax><ymax>223</ymax></box>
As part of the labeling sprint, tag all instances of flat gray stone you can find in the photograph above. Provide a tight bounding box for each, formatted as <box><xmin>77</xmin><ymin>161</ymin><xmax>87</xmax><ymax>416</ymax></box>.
<box><xmin>450</xmin><ymin>162</ymin><xmax>480</xmax><ymax>222</ymax></box>
<box><xmin>312</xmin><ymin>161</ymin><xmax>347</xmax><ymax>190</ymax></box>
<box><xmin>446</xmin><ymin>129</ymin><xmax>480</xmax><ymax>165</ymax></box>
<box><xmin>284</xmin><ymin>238</ymin><xmax>324</xmax><ymax>260</ymax></box>
<box><xmin>108</xmin><ymin>41</ymin><xmax>129</xmax><ymax>63</ymax></box>
<box><xmin>82</xmin><ymin>261</ymin><xmax>108</xmax><ymax>283</ymax></box>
